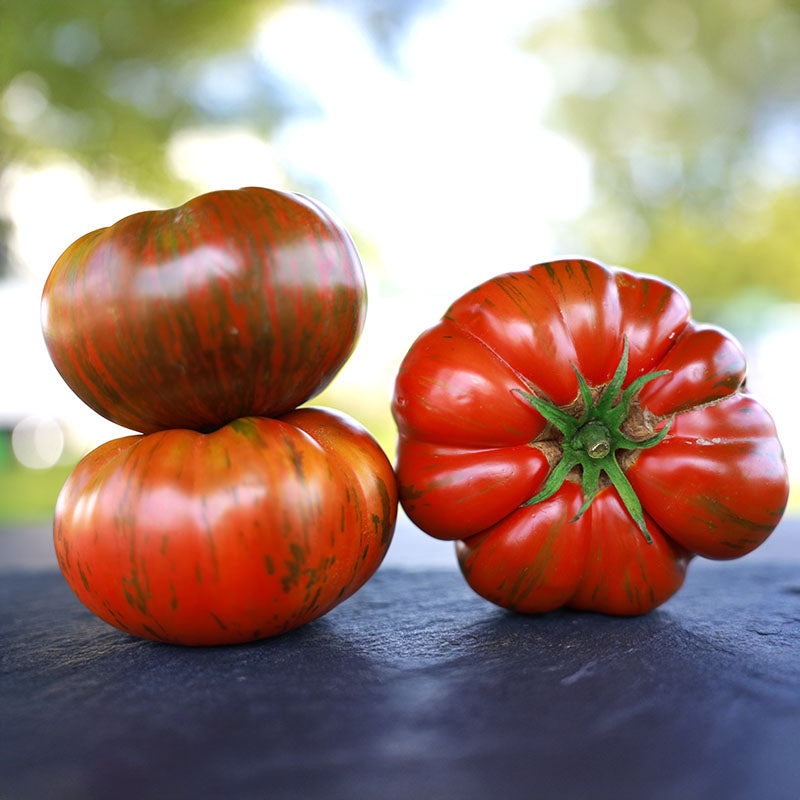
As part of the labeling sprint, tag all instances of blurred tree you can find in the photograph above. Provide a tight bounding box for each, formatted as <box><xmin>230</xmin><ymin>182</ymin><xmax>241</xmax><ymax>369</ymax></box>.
<box><xmin>528</xmin><ymin>0</ymin><xmax>800</xmax><ymax>318</ymax></box>
<box><xmin>0</xmin><ymin>0</ymin><xmax>431</xmax><ymax>280</ymax></box>
<box><xmin>1</xmin><ymin>1</ymin><xmax>310</xmax><ymax>188</ymax></box>
<box><xmin>0</xmin><ymin>0</ymin><xmax>292</xmax><ymax>277</ymax></box>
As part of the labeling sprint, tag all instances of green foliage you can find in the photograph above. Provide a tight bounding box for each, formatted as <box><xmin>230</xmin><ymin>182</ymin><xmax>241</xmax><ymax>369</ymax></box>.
<box><xmin>529</xmin><ymin>0</ymin><xmax>800</xmax><ymax>309</ymax></box>
<box><xmin>0</xmin><ymin>461</ymin><xmax>74</xmax><ymax>522</ymax></box>
<box><xmin>0</xmin><ymin>0</ymin><xmax>286</xmax><ymax>204</ymax></box>
<box><xmin>581</xmin><ymin>188</ymin><xmax>800</xmax><ymax>322</ymax></box>
<box><xmin>529</xmin><ymin>0</ymin><xmax>800</xmax><ymax>207</ymax></box>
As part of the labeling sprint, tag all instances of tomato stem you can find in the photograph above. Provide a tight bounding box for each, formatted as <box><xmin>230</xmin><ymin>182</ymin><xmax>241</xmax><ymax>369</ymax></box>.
<box><xmin>572</xmin><ymin>421</ymin><xmax>612</xmax><ymax>459</ymax></box>
<box><xmin>518</xmin><ymin>338</ymin><xmax>672</xmax><ymax>543</ymax></box>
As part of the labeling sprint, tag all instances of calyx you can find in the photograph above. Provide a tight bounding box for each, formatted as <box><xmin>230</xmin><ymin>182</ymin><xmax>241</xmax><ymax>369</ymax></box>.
<box><xmin>517</xmin><ymin>339</ymin><xmax>672</xmax><ymax>543</ymax></box>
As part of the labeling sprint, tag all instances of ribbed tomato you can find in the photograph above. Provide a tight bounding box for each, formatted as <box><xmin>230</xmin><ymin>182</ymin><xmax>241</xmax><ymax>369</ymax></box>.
<box><xmin>392</xmin><ymin>258</ymin><xmax>789</xmax><ymax>616</ymax></box>
<box><xmin>54</xmin><ymin>407</ymin><xmax>397</xmax><ymax>645</ymax></box>
<box><xmin>41</xmin><ymin>187</ymin><xmax>365</xmax><ymax>433</ymax></box>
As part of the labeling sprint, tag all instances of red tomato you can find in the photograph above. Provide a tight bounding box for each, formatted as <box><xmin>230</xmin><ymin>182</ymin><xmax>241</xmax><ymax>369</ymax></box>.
<box><xmin>54</xmin><ymin>408</ymin><xmax>397</xmax><ymax>645</ymax></box>
<box><xmin>392</xmin><ymin>258</ymin><xmax>789</xmax><ymax>615</ymax></box>
<box><xmin>41</xmin><ymin>187</ymin><xmax>365</xmax><ymax>434</ymax></box>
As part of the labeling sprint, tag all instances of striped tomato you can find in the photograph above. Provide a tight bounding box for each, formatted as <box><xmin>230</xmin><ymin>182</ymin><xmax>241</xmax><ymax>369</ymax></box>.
<box><xmin>54</xmin><ymin>407</ymin><xmax>397</xmax><ymax>645</ymax></box>
<box><xmin>41</xmin><ymin>187</ymin><xmax>365</xmax><ymax>433</ymax></box>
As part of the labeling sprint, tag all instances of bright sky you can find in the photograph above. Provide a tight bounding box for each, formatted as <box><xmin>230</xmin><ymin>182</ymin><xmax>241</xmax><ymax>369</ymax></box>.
<box><xmin>1</xmin><ymin>0</ymin><xmax>797</xmax><ymax>494</ymax></box>
<box><xmin>254</xmin><ymin>0</ymin><xmax>591</xmax><ymax>297</ymax></box>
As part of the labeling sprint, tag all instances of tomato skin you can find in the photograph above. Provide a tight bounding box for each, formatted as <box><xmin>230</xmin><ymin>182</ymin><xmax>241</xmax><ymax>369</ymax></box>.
<box><xmin>636</xmin><ymin>322</ymin><xmax>747</xmax><ymax>416</ymax></box>
<box><xmin>53</xmin><ymin>408</ymin><xmax>396</xmax><ymax>645</ymax></box>
<box><xmin>393</xmin><ymin>319</ymin><xmax>546</xmax><ymax>447</ymax></box>
<box><xmin>396</xmin><ymin>438</ymin><xmax>550</xmax><ymax>540</ymax></box>
<box><xmin>393</xmin><ymin>258</ymin><xmax>789</xmax><ymax>616</ymax></box>
<box><xmin>627</xmin><ymin>394</ymin><xmax>788</xmax><ymax>559</ymax></box>
<box><xmin>456</xmin><ymin>483</ymin><xmax>691</xmax><ymax>616</ymax></box>
<box><xmin>41</xmin><ymin>187</ymin><xmax>366</xmax><ymax>434</ymax></box>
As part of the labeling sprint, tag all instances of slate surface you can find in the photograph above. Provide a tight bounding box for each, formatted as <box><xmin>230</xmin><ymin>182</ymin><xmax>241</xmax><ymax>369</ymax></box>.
<box><xmin>2</xmin><ymin>519</ymin><xmax>799</xmax><ymax>800</ymax></box>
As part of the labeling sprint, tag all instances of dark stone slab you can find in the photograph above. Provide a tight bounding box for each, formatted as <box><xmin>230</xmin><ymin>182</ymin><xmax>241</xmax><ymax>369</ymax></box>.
<box><xmin>2</xmin><ymin>519</ymin><xmax>800</xmax><ymax>800</ymax></box>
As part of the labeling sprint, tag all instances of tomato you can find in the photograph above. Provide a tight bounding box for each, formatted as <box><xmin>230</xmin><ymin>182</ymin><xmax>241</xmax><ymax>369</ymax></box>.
<box><xmin>53</xmin><ymin>407</ymin><xmax>397</xmax><ymax>645</ymax></box>
<box><xmin>392</xmin><ymin>258</ymin><xmax>788</xmax><ymax>616</ymax></box>
<box><xmin>41</xmin><ymin>187</ymin><xmax>365</xmax><ymax>434</ymax></box>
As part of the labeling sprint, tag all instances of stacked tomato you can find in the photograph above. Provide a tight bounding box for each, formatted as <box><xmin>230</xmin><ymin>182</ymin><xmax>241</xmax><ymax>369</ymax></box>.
<box><xmin>392</xmin><ymin>258</ymin><xmax>789</xmax><ymax>615</ymax></box>
<box><xmin>42</xmin><ymin>187</ymin><xmax>397</xmax><ymax>645</ymax></box>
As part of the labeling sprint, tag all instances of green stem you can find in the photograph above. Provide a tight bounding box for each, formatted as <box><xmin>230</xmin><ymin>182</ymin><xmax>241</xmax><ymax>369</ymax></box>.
<box><xmin>604</xmin><ymin>456</ymin><xmax>653</xmax><ymax>544</ymax></box>
<box><xmin>572</xmin><ymin>421</ymin><xmax>611</xmax><ymax>459</ymax></box>
<box><xmin>519</xmin><ymin>336</ymin><xmax>670</xmax><ymax>543</ymax></box>
<box><xmin>520</xmin><ymin>451</ymin><xmax>579</xmax><ymax>508</ymax></box>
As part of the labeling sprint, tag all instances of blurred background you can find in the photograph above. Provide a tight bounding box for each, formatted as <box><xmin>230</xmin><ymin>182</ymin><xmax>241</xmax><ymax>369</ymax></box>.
<box><xmin>1</xmin><ymin>0</ymin><xmax>798</xmax><ymax>523</ymax></box>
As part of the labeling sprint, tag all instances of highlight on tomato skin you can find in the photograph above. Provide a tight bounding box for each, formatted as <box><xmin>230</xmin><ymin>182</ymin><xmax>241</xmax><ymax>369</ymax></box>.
<box><xmin>392</xmin><ymin>256</ymin><xmax>790</xmax><ymax>617</ymax></box>
<box><xmin>41</xmin><ymin>186</ymin><xmax>367</xmax><ymax>434</ymax></box>
<box><xmin>53</xmin><ymin>407</ymin><xmax>398</xmax><ymax>646</ymax></box>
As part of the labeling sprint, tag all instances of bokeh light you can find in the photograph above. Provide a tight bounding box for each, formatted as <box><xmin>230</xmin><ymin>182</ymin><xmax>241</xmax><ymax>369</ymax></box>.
<box><xmin>11</xmin><ymin>416</ymin><xmax>64</xmax><ymax>470</ymax></box>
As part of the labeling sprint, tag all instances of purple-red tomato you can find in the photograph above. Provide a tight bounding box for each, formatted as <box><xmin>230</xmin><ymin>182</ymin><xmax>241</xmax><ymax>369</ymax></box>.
<box><xmin>41</xmin><ymin>187</ymin><xmax>366</xmax><ymax>433</ymax></box>
<box><xmin>392</xmin><ymin>258</ymin><xmax>789</xmax><ymax>616</ymax></box>
<box><xmin>54</xmin><ymin>407</ymin><xmax>397</xmax><ymax>645</ymax></box>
